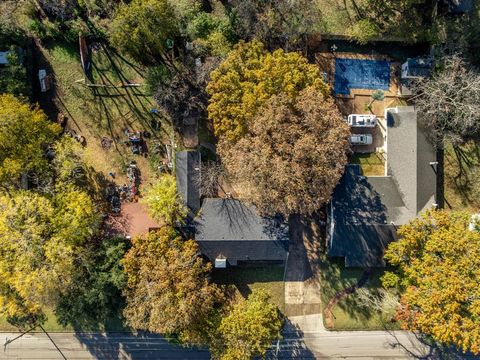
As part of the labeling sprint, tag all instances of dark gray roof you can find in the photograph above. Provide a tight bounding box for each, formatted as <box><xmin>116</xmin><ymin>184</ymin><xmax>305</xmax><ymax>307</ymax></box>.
<box><xmin>195</xmin><ymin>198</ymin><xmax>289</xmax><ymax>264</ymax></box>
<box><xmin>175</xmin><ymin>151</ymin><xmax>201</xmax><ymax>216</ymax></box>
<box><xmin>329</xmin><ymin>107</ymin><xmax>437</xmax><ymax>268</ymax></box>
<box><xmin>401</xmin><ymin>58</ymin><xmax>432</xmax><ymax>79</ymax></box>
<box><xmin>442</xmin><ymin>0</ymin><xmax>473</xmax><ymax>13</ymax></box>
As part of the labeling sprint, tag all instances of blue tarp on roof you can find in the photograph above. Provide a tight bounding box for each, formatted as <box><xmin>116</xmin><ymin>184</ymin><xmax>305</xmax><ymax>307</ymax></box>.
<box><xmin>334</xmin><ymin>58</ymin><xmax>390</xmax><ymax>95</ymax></box>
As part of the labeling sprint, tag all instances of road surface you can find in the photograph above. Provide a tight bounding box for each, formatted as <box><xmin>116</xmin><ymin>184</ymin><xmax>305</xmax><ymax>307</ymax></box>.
<box><xmin>1</xmin><ymin>324</ymin><xmax>475</xmax><ymax>360</ymax></box>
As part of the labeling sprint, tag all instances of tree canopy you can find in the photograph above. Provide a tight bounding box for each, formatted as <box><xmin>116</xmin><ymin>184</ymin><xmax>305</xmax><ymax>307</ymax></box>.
<box><xmin>206</xmin><ymin>40</ymin><xmax>329</xmax><ymax>142</ymax></box>
<box><xmin>0</xmin><ymin>94</ymin><xmax>60</xmax><ymax>188</ymax></box>
<box><xmin>414</xmin><ymin>56</ymin><xmax>480</xmax><ymax>146</ymax></box>
<box><xmin>383</xmin><ymin>210</ymin><xmax>480</xmax><ymax>355</ymax></box>
<box><xmin>142</xmin><ymin>174</ymin><xmax>187</xmax><ymax>225</ymax></box>
<box><xmin>219</xmin><ymin>87</ymin><xmax>349</xmax><ymax>216</ymax></box>
<box><xmin>122</xmin><ymin>227</ymin><xmax>222</xmax><ymax>343</ymax></box>
<box><xmin>211</xmin><ymin>289</ymin><xmax>283</xmax><ymax>360</ymax></box>
<box><xmin>0</xmin><ymin>189</ymin><xmax>100</xmax><ymax>326</ymax></box>
<box><xmin>109</xmin><ymin>0</ymin><xmax>178</xmax><ymax>65</ymax></box>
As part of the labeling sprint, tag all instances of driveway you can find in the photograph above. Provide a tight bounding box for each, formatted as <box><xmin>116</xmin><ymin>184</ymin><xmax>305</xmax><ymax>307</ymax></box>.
<box><xmin>284</xmin><ymin>214</ymin><xmax>324</xmax><ymax>326</ymax></box>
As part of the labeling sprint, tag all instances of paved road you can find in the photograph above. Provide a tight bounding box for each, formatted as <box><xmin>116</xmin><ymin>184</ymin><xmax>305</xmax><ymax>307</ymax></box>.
<box><xmin>1</xmin><ymin>327</ymin><xmax>475</xmax><ymax>360</ymax></box>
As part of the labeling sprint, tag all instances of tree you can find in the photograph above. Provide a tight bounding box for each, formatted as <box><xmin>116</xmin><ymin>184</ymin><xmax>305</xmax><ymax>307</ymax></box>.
<box><xmin>349</xmin><ymin>0</ymin><xmax>430</xmax><ymax>43</ymax></box>
<box><xmin>194</xmin><ymin>160</ymin><xmax>227</xmax><ymax>198</ymax></box>
<box><xmin>211</xmin><ymin>289</ymin><xmax>283</xmax><ymax>360</ymax></box>
<box><xmin>230</xmin><ymin>0</ymin><xmax>322</xmax><ymax>49</ymax></box>
<box><xmin>0</xmin><ymin>47</ymin><xmax>29</xmax><ymax>96</ymax></box>
<box><xmin>55</xmin><ymin>236</ymin><xmax>127</xmax><ymax>330</ymax></box>
<box><xmin>0</xmin><ymin>94</ymin><xmax>61</xmax><ymax>188</ymax></box>
<box><xmin>109</xmin><ymin>0</ymin><xmax>178</xmax><ymax>65</ymax></box>
<box><xmin>206</xmin><ymin>40</ymin><xmax>329</xmax><ymax>142</ymax></box>
<box><xmin>122</xmin><ymin>227</ymin><xmax>222</xmax><ymax>343</ymax></box>
<box><xmin>382</xmin><ymin>210</ymin><xmax>480</xmax><ymax>355</ymax></box>
<box><xmin>0</xmin><ymin>189</ymin><xmax>100</xmax><ymax>327</ymax></box>
<box><xmin>219</xmin><ymin>87</ymin><xmax>350</xmax><ymax>216</ymax></box>
<box><xmin>142</xmin><ymin>174</ymin><xmax>187</xmax><ymax>225</ymax></box>
<box><xmin>414</xmin><ymin>56</ymin><xmax>480</xmax><ymax>146</ymax></box>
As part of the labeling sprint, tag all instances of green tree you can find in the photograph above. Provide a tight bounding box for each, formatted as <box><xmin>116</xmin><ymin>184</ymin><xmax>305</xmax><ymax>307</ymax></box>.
<box><xmin>142</xmin><ymin>174</ymin><xmax>187</xmax><ymax>225</ymax></box>
<box><xmin>0</xmin><ymin>47</ymin><xmax>29</xmax><ymax>96</ymax></box>
<box><xmin>0</xmin><ymin>189</ymin><xmax>100</xmax><ymax>326</ymax></box>
<box><xmin>109</xmin><ymin>0</ymin><xmax>178</xmax><ymax>65</ymax></box>
<box><xmin>55</xmin><ymin>236</ymin><xmax>128</xmax><ymax>330</ymax></box>
<box><xmin>219</xmin><ymin>87</ymin><xmax>350</xmax><ymax>216</ymax></box>
<box><xmin>211</xmin><ymin>289</ymin><xmax>283</xmax><ymax>360</ymax></box>
<box><xmin>122</xmin><ymin>227</ymin><xmax>222</xmax><ymax>343</ymax></box>
<box><xmin>0</xmin><ymin>94</ymin><xmax>60</xmax><ymax>188</ymax></box>
<box><xmin>382</xmin><ymin>210</ymin><xmax>480</xmax><ymax>355</ymax></box>
<box><xmin>206</xmin><ymin>40</ymin><xmax>329</xmax><ymax>142</ymax></box>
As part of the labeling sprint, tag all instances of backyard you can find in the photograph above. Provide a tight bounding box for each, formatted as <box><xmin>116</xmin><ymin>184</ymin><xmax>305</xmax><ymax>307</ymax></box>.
<box><xmin>350</xmin><ymin>152</ymin><xmax>385</xmax><ymax>176</ymax></box>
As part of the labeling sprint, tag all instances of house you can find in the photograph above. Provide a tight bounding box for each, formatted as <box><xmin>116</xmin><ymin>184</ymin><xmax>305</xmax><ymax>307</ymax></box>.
<box><xmin>327</xmin><ymin>106</ymin><xmax>438</xmax><ymax>267</ymax></box>
<box><xmin>175</xmin><ymin>150</ymin><xmax>201</xmax><ymax>218</ymax></box>
<box><xmin>194</xmin><ymin>198</ymin><xmax>289</xmax><ymax>268</ymax></box>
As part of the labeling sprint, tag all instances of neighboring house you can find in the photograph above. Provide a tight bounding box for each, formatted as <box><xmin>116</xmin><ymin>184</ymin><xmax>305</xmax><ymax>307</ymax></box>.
<box><xmin>328</xmin><ymin>106</ymin><xmax>438</xmax><ymax>267</ymax></box>
<box><xmin>194</xmin><ymin>198</ymin><xmax>289</xmax><ymax>268</ymax></box>
<box><xmin>175</xmin><ymin>150</ymin><xmax>201</xmax><ymax>219</ymax></box>
<box><xmin>401</xmin><ymin>58</ymin><xmax>432</xmax><ymax>80</ymax></box>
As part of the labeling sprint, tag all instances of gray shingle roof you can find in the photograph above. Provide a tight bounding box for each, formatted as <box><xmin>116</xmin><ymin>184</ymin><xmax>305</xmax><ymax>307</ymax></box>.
<box><xmin>194</xmin><ymin>198</ymin><xmax>289</xmax><ymax>264</ymax></box>
<box><xmin>175</xmin><ymin>151</ymin><xmax>201</xmax><ymax>216</ymax></box>
<box><xmin>329</xmin><ymin>107</ymin><xmax>437</xmax><ymax>268</ymax></box>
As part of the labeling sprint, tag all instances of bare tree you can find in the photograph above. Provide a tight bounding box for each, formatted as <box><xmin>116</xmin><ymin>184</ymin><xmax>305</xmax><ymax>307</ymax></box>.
<box><xmin>413</xmin><ymin>55</ymin><xmax>480</xmax><ymax>147</ymax></box>
<box><xmin>355</xmin><ymin>288</ymin><xmax>399</xmax><ymax>319</ymax></box>
<box><xmin>194</xmin><ymin>160</ymin><xmax>227</xmax><ymax>198</ymax></box>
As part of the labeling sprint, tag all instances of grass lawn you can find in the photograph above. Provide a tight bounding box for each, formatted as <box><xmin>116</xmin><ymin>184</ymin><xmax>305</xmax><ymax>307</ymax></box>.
<box><xmin>350</xmin><ymin>152</ymin><xmax>385</xmax><ymax>176</ymax></box>
<box><xmin>0</xmin><ymin>308</ymin><xmax>128</xmax><ymax>332</ymax></box>
<box><xmin>319</xmin><ymin>256</ymin><xmax>399</xmax><ymax>330</ymax></box>
<box><xmin>444</xmin><ymin>141</ymin><xmax>480</xmax><ymax>211</ymax></box>
<box><xmin>40</xmin><ymin>40</ymin><xmax>171</xmax><ymax>188</ymax></box>
<box><xmin>212</xmin><ymin>265</ymin><xmax>285</xmax><ymax>313</ymax></box>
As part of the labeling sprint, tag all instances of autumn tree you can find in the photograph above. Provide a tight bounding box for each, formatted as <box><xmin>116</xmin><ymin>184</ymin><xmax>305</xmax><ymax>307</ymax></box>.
<box><xmin>0</xmin><ymin>94</ymin><xmax>60</xmax><ymax>188</ymax></box>
<box><xmin>349</xmin><ymin>0</ymin><xmax>431</xmax><ymax>43</ymax></box>
<box><xmin>382</xmin><ymin>210</ymin><xmax>480</xmax><ymax>355</ymax></box>
<box><xmin>211</xmin><ymin>289</ymin><xmax>283</xmax><ymax>360</ymax></box>
<box><xmin>219</xmin><ymin>87</ymin><xmax>349</xmax><ymax>216</ymax></box>
<box><xmin>109</xmin><ymin>0</ymin><xmax>178</xmax><ymax>65</ymax></box>
<box><xmin>0</xmin><ymin>189</ymin><xmax>100</xmax><ymax>327</ymax></box>
<box><xmin>414</xmin><ymin>56</ymin><xmax>480</xmax><ymax>146</ymax></box>
<box><xmin>122</xmin><ymin>227</ymin><xmax>222</xmax><ymax>343</ymax></box>
<box><xmin>142</xmin><ymin>174</ymin><xmax>187</xmax><ymax>225</ymax></box>
<box><xmin>206</xmin><ymin>40</ymin><xmax>329</xmax><ymax>142</ymax></box>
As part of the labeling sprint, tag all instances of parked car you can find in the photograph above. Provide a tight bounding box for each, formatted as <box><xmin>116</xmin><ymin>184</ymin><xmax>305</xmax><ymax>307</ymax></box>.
<box><xmin>348</xmin><ymin>114</ymin><xmax>377</xmax><ymax>127</ymax></box>
<box><xmin>349</xmin><ymin>134</ymin><xmax>373</xmax><ymax>145</ymax></box>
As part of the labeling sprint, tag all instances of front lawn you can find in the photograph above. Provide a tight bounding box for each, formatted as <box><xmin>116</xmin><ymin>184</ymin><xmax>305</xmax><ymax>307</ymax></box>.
<box><xmin>350</xmin><ymin>152</ymin><xmax>385</xmax><ymax>176</ymax></box>
<box><xmin>212</xmin><ymin>265</ymin><xmax>285</xmax><ymax>313</ymax></box>
<box><xmin>319</xmin><ymin>256</ymin><xmax>399</xmax><ymax>330</ymax></box>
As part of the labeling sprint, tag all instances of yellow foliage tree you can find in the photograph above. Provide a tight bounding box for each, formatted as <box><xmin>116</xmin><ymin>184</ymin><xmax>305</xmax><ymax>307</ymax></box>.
<box><xmin>206</xmin><ymin>40</ymin><xmax>329</xmax><ymax>142</ymax></box>
<box><xmin>0</xmin><ymin>94</ymin><xmax>60</xmax><ymax>187</ymax></box>
<box><xmin>0</xmin><ymin>190</ymin><xmax>100</xmax><ymax>327</ymax></box>
<box><xmin>383</xmin><ymin>210</ymin><xmax>480</xmax><ymax>355</ymax></box>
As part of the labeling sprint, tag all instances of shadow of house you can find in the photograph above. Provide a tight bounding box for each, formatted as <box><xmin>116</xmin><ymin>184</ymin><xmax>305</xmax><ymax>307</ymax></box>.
<box><xmin>328</xmin><ymin>106</ymin><xmax>438</xmax><ymax>268</ymax></box>
<box><xmin>194</xmin><ymin>198</ymin><xmax>289</xmax><ymax>268</ymax></box>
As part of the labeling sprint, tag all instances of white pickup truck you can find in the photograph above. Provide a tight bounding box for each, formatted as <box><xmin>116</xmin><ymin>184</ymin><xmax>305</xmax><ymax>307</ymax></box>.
<box><xmin>347</xmin><ymin>114</ymin><xmax>377</xmax><ymax>128</ymax></box>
